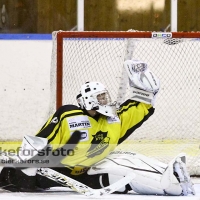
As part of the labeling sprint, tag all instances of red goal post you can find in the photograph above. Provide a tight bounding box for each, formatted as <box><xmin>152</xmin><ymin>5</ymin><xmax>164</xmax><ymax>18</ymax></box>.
<box><xmin>50</xmin><ymin>31</ymin><xmax>200</xmax><ymax>176</ymax></box>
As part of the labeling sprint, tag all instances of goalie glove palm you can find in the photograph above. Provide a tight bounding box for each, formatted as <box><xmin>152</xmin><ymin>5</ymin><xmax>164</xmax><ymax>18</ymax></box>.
<box><xmin>124</xmin><ymin>60</ymin><xmax>160</xmax><ymax>105</ymax></box>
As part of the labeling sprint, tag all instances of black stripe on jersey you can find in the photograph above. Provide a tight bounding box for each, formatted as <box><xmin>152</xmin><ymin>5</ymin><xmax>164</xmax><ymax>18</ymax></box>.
<box><xmin>118</xmin><ymin>106</ymin><xmax>155</xmax><ymax>144</ymax></box>
<box><xmin>117</xmin><ymin>99</ymin><xmax>140</xmax><ymax>115</ymax></box>
<box><xmin>36</xmin><ymin>105</ymin><xmax>83</xmax><ymax>143</ymax></box>
<box><xmin>48</xmin><ymin>111</ymin><xmax>83</xmax><ymax>143</ymax></box>
<box><xmin>38</xmin><ymin>105</ymin><xmax>82</xmax><ymax>134</ymax></box>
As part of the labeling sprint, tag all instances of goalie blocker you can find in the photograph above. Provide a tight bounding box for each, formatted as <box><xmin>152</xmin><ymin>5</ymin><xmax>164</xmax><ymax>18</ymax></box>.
<box><xmin>124</xmin><ymin>59</ymin><xmax>160</xmax><ymax>106</ymax></box>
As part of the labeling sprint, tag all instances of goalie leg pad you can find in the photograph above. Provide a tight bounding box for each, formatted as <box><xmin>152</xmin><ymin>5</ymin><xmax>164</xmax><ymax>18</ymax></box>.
<box><xmin>0</xmin><ymin>135</ymin><xmax>48</xmax><ymax>165</ymax></box>
<box><xmin>88</xmin><ymin>151</ymin><xmax>194</xmax><ymax>196</ymax></box>
<box><xmin>99</xmin><ymin>173</ymin><xmax>129</xmax><ymax>193</ymax></box>
<box><xmin>161</xmin><ymin>153</ymin><xmax>195</xmax><ymax>196</ymax></box>
<box><xmin>18</xmin><ymin>135</ymin><xmax>48</xmax><ymax>161</ymax></box>
<box><xmin>88</xmin><ymin>151</ymin><xmax>167</xmax><ymax>195</ymax></box>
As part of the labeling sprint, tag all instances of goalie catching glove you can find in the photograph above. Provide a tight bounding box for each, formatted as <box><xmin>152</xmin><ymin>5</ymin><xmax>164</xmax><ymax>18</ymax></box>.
<box><xmin>124</xmin><ymin>59</ymin><xmax>160</xmax><ymax>105</ymax></box>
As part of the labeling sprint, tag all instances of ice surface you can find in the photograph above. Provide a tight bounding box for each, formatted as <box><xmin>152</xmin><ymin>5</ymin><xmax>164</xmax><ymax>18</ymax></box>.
<box><xmin>0</xmin><ymin>179</ymin><xmax>200</xmax><ymax>200</ymax></box>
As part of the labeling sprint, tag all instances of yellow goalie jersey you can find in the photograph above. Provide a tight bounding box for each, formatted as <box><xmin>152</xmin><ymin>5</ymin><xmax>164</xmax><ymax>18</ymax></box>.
<box><xmin>36</xmin><ymin>99</ymin><xmax>154</xmax><ymax>175</ymax></box>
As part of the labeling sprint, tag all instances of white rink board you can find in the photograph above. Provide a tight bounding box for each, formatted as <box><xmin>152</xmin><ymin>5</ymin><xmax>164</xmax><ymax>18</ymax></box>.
<box><xmin>0</xmin><ymin>40</ymin><xmax>52</xmax><ymax>140</ymax></box>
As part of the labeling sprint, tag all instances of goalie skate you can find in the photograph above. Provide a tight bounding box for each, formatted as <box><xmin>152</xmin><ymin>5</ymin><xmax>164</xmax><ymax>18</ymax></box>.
<box><xmin>173</xmin><ymin>157</ymin><xmax>195</xmax><ymax>195</ymax></box>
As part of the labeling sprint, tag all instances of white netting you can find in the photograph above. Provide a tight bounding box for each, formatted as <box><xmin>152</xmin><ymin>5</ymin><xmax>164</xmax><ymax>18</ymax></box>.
<box><xmin>50</xmin><ymin>31</ymin><xmax>200</xmax><ymax>175</ymax></box>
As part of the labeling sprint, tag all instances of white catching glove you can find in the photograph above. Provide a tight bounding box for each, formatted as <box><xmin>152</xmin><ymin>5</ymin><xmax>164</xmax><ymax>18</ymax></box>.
<box><xmin>124</xmin><ymin>60</ymin><xmax>160</xmax><ymax>105</ymax></box>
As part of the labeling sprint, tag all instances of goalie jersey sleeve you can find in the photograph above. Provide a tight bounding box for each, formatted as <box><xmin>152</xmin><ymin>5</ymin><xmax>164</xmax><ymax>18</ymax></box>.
<box><xmin>117</xmin><ymin>99</ymin><xmax>154</xmax><ymax>144</ymax></box>
<box><xmin>36</xmin><ymin>101</ymin><xmax>154</xmax><ymax>175</ymax></box>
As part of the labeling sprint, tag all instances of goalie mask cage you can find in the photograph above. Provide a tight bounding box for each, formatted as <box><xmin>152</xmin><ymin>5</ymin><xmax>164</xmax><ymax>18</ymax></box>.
<box><xmin>50</xmin><ymin>31</ymin><xmax>200</xmax><ymax>176</ymax></box>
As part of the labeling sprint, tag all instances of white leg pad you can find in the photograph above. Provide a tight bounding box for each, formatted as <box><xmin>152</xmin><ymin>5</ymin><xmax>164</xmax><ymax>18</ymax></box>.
<box><xmin>129</xmin><ymin>172</ymin><xmax>165</xmax><ymax>195</ymax></box>
<box><xmin>161</xmin><ymin>153</ymin><xmax>195</xmax><ymax>196</ymax></box>
<box><xmin>161</xmin><ymin>164</ymin><xmax>182</xmax><ymax>195</ymax></box>
<box><xmin>0</xmin><ymin>166</ymin><xmax>3</xmax><ymax>174</ymax></box>
<box><xmin>105</xmin><ymin>174</ymin><xmax>126</xmax><ymax>193</ymax></box>
<box><xmin>88</xmin><ymin>151</ymin><xmax>195</xmax><ymax>196</ymax></box>
<box><xmin>21</xmin><ymin>168</ymin><xmax>38</xmax><ymax>176</ymax></box>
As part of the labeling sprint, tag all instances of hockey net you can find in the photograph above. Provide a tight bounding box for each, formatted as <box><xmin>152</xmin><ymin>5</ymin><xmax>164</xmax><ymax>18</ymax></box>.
<box><xmin>50</xmin><ymin>31</ymin><xmax>200</xmax><ymax>176</ymax></box>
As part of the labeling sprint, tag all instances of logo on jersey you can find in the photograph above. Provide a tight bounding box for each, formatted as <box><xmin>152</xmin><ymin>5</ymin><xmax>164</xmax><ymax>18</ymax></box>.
<box><xmin>107</xmin><ymin>116</ymin><xmax>120</xmax><ymax>124</ymax></box>
<box><xmin>71</xmin><ymin>166</ymin><xmax>89</xmax><ymax>175</ymax></box>
<box><xmin>51</xmin><ymin>117</ymin><xmax>59</xmax><ymax>124</ymax></box>
<box><xmin>70</xmin><ymin>130</ymin><xmax>89</xmax><ymax>142</ymax></box>
<box><xmin>86</xmin><ymin>131</ymin><xmax>110</xmax><ymax>158</ymax></box>
<box><xmin>67</xmin><ymin>116</ymin><xmax>91</xmax><ymax>130</ymax></box>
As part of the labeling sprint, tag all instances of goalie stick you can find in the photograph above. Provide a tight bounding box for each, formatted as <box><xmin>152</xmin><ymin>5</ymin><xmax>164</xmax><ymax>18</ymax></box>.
<box><xmin>37</xmin><ymin>168</ymin><xmax>135</xmax><ymax>196</ymax></box>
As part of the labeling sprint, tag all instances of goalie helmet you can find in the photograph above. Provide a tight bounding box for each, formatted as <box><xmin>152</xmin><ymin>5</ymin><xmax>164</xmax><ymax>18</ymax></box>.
<box><xmin>76</xmin><ymin>82</ymin><xmax>116</xmax><ymax>117</ymax></box>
